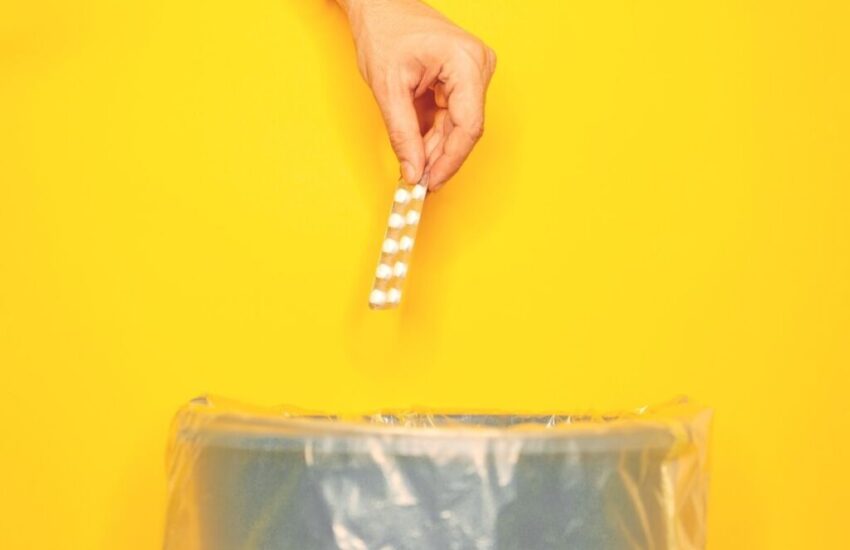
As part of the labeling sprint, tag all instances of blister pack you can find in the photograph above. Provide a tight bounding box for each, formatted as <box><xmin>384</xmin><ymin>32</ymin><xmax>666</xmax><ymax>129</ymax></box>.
<box><xmin>369</xmin><ymin>177</ymin><xmax>428</xmax><ymax>309</ymax></box>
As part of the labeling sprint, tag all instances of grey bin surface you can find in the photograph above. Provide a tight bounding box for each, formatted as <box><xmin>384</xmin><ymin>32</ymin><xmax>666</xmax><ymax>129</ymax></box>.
<box><xmin>165</xmin><ymin>397</ymin><xmax>710</xmax><ymax>550</ymax></box>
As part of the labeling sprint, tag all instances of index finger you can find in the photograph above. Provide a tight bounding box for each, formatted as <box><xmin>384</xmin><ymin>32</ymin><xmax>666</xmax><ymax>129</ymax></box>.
<box><xmin>375</xmin><ymin>83</ymin><xmax>427</xmax><ymax>184</ymax></box>
<box><xmin>426</xmin><ymin>78</ymin><xmax>486</xmax><ymax>190</ymax></box>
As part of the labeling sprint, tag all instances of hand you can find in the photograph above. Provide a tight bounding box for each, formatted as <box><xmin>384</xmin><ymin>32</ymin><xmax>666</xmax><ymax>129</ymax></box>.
<box><xmin>340</xmin><ymin>0</ymin><xmax>496</xmax><ymax>191</ymax></box>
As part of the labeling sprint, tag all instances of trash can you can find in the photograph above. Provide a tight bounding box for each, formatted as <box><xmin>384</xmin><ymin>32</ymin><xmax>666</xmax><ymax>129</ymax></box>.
<box><xmin>164</xmin><ymin>397</ymin><xmax>711</xmax><ymax>550</ymax></box>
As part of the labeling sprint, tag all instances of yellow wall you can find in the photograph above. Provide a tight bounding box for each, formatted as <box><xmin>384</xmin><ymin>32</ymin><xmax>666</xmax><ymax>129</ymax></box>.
<box><xmin>1</xmin><ymin>0</ymin><xmax>848</xmax><ymax>547</ymax></box>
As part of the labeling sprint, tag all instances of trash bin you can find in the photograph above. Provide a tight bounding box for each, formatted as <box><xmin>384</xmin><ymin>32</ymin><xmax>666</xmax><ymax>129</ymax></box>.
<box><xmin>164</xmin><ymin>397</ymin><xmax>711</xmax><ymax>550</ymax></box>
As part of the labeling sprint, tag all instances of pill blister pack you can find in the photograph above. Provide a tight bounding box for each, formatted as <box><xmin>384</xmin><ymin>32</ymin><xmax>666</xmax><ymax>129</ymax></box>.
<box><xmin>369</xmin><ymin>177</ymin><xmax>427</xmax><ymax>309</ymax></box>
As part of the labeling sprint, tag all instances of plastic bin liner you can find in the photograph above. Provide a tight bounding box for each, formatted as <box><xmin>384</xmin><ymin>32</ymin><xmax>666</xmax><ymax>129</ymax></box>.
<box><xmin>164</xmin><ymin>396</ymin><xmax>711</xmax><ymax>550</ymax></box>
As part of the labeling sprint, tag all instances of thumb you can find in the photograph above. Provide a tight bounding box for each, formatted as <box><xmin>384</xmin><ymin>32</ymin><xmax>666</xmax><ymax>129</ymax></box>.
<box><xmin>375</xmin><ymin>86</ymin><xmax>425</xmax><ymax>184</ymax></box>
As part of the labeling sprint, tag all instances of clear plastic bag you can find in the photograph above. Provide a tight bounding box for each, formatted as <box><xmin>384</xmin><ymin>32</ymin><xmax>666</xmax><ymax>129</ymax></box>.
<box><xmin>164</xmin><ymin>396</ymin><xmax>711</xmax><ymax>549</ymax></box>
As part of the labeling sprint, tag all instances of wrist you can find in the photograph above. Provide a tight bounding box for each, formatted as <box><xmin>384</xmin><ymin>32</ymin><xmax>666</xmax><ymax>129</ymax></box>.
<box><xmin>338</xmin><ymin>0</ymin><xmax>400</xmax><ymax>22</ymax></box>
<box><xmin>337</xmin><ymin>0</ymin><xmax>368</xmax><ymax>35</ymax></box>
<box><xmin>336</xmin><ymin>0</ymin><xmax>376</xmax><ymax>16</ymax></box>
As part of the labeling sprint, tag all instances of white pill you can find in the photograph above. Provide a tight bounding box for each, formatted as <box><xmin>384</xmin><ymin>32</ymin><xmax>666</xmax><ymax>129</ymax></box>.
<box><xmin>393</xmin><ymin>261</ymin><xmax>407</xmax><ymax>278</ymax></box>
<box><xmin>411</xmin><ymin>184</ymin><xmax>427</xmax><ymax>200</ymax></box>
<box><xmin>387</xmin><ymin>288</ymin><xmax>401</xmax><ymax>304</ymax></box>
<box><xmin>382</xmin><ymin>238</ymin><xmax>399</xmax><ymax>254</ymax></box>
<box><xmin>376</xmin><ymin>263</ymin><xmax>392</xmax><ymax>279</ymax></box>
<box><xmin>388</xmin><ymin>213</ymin><xmax>404</xmax><ymax>229</ymax></box>
<box><xmin>369</xmin><ymin>289</ymin><xmax>387</xmax><ymax>306</ymax></box>
<box><xmin>405</xmin><ymin>210</ymin><xmax>420</xmax><ymax>225</ymax></box>
<box><xmin>394</xmin><ymin>188</ymin><xmax>410</xmax><ymax>204</ymax></box>
<box><xmin>399</xmin><ymin>236</ymin><xmax>414</xmax><ymax>251</ymax></box>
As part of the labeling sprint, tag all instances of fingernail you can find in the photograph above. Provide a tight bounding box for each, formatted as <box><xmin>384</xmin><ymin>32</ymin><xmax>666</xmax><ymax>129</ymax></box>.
<box><xmin>401</xmin><ymin>162</ymin><xmax>416</xmax><ymax>184</ymax></box>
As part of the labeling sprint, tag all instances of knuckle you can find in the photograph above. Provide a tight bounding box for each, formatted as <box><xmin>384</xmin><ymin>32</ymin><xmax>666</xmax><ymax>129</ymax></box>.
<box><xmin>387</xmin><ymin>128</ymin><xmax>410</xmax><ymax>149</ymax></box>
<box><xmin>473</xmin><ymin>41</ymin><xmax>490</xmax><ymax>66</ymax></box>
<box><xmin>456</xmin><ymin>37</ymin><xmax>487</xmax><ymax>63</ymax></box>
<box><xmin>456</xmin><ymin>38</ymin><xmax>496</xmax><ymax>77</ymax></box>
<box><xmin>371</xmin><ymin>75</ymin><xmax>390</xmax><ymax>98</ymax></box>
<box><xmin>486</xmin><ymin>47</ymin><xmax>497</xmax><ymax>72</ymax></box>
<box><xmin>467</xmin><ymin>119</ymin><xmax>484</xmax><ymax>140</ymax></box>
<box><xmin>370</xmin><ymin>66</ymin><xmax>401</xmax><ymax>98</ymax></box>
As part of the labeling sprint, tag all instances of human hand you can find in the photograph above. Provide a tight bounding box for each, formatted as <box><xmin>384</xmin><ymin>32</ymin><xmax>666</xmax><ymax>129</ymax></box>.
<box><xmin>339</xmin><ymin>0</ymin><xmax>496</xmax><ymax>191</ymax></box>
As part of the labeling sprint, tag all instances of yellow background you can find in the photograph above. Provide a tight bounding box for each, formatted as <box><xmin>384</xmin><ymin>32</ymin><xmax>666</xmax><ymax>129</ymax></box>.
<box><xmin>1</xmin><ymin>0</ymin><xmax>848</xmax><ymax>548</ymax></box>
